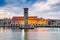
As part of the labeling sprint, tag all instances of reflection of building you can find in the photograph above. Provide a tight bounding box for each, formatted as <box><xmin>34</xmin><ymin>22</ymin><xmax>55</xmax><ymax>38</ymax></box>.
<box><xmin>12</xmin><ymin>16</ymin><xmax>48</xmax><ymax>25</ymax></box>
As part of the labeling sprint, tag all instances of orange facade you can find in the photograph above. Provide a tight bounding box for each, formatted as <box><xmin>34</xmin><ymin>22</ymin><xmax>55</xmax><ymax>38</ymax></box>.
<box><xmin>12</xmin><ymin>16</ymin><xmax>48</xmax><ymax>25</ymax></box>
<box><xmin>37</xmin><ymin>17</ymin><xmax>48</xmax><ymax>25</ymax></box>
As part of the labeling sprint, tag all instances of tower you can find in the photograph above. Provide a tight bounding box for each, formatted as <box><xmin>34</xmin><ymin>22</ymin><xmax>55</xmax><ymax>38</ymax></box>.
<box><xmin>24</xmin><ymin>8</ymin><xmax>28</xmax><ymax>26</ymax></box>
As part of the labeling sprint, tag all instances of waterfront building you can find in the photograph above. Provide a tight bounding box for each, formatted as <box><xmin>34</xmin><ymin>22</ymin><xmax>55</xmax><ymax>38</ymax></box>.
<box><xmin>0</xmin><ymin>18</ymin><xmax>12</xmax><ymax>26</ymax></box>
<box><xmin>37</xmin><ymin>17</ymin><xmax>48</xmax><ymax>25</ymax></box>
<box><xmin>47</xmin><ymin>19</ymin><xmax>60</xmax><ymax>26</ymax></box>
<box><xmin>12</xmin><ymin>16</ymin><xmax>48</xmax><ymax>25</ymax></box>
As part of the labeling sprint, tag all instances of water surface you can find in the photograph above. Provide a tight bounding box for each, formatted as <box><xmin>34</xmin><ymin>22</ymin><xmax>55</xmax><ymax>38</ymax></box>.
<box><xmin>0</xmin><ymin>27</ymin><xmax>60</xmax><ymax>40</ymax></box>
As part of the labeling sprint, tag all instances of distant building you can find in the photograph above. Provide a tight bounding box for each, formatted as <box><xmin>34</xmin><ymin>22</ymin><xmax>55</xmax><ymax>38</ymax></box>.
<box><xmin>47</xmin><ymin>19</ymin><xmax>60</xmax><ymax>26</ymax></box>
<box><xmin>56</xmin><ymin>20</ymin><xmax>60</xmax><ymax>25</ymax></box>
<box><xmin>0</xmin><ymin>18</ymin><xmax>12</xmax><ymax>26</ymax></box>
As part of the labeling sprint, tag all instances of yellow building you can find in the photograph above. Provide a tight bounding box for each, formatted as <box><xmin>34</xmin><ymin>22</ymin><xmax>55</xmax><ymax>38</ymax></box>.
<box><xmin>12</xmin><ymin>16</ymin><xmax>48</xmax><ymax>25</ymax></box>
<box><xmin>37</xmin><ymin>17</ymin><xmax>48</xmax><ymax>25</ymax></box>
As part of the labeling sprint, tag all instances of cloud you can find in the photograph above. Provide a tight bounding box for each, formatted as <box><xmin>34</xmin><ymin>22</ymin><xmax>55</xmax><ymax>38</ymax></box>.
<box><xmin>5</xmin><ymin>0</ymin><xmax>25</xmax><ymax>7</ymax></box>
<box><xmin>0</xmin><ymin>0</ymin><xmax>60</xmax><ymax>19</ymax></box>
<box><xmin>43</xmin><ymin>11</ymin><xmax>60</xmax><ymax>19</ymax></box>
<box><xmin>47</xmin><ymin>0</ymin><xmax>60</xmax><ymax>4</ymax></box>
<box><xmin>0</xmin><ymin>5</ymin><xmax>24</xmax><ymax>19</ymax></box>
<box><xmin>0</xmin><ymin>9</ymin><xmax>15</xmax><ymax>19</ymax></box>
<box><xmin>31</xmin><ymin>2</ymin><xmax>51</xmax><ymax>11</ymax></box>
<box><xmin>29</xmin><ymin>1</ymin><xmax>51</xmax><ymax>16</ymax></box>
<box><xmin>5</xmin><ymin>0</ymin><xmax>30</xmax><ymax>7</ymax></box>
<box><xmin>5</xmin><ymin>0</ymin><xmax>37</xmax><ymax>7</ymax></box>
<box><xmin>4</xmin><ymin>5</ymin><xmax>23</xmax><ymax>15</ymax></box>
<box><xmin>29</xmin><ymin>0</ymin><xmax>60</xmax><ymax>19</ymax></box>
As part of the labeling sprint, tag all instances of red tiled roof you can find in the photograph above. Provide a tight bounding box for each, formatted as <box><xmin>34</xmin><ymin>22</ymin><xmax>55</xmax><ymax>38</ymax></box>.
<box><xmin>13</xmin><ymin>16</ymin><xmax>37</xmax><ymax>18</ymax></box>
<box><xmin>12</xmin><ymin>16</ymin><xmax>37</xmax><ymax>21</ymax></box>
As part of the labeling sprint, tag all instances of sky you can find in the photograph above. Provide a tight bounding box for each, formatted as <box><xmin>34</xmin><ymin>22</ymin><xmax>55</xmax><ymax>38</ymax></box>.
<box><xmin>0</xmin><ymin>0</ymin><xmax>60</xmax><ymax>19</ymax></box>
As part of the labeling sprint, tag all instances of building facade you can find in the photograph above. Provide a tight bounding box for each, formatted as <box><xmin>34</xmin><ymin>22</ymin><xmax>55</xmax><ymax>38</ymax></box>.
<box><xmin>12</xmin><ymin>16</ymin><xmax>48</xmax><ymax>25</ymax></box>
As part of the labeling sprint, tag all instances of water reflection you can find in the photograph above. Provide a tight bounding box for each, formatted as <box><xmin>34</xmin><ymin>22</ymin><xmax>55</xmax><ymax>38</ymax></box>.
<box><xmin>28</xmin><ymin>28</ymin><xmax>59</xmax><ymax>40</ymax></box>
<box><xmin>0</xmin><ymin>27</ymin><xmax>60</xmax><ymax>40</ymax></box>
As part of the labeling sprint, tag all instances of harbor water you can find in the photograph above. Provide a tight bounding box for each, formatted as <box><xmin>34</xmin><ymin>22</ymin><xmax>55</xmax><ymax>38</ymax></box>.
<box><xmin>0</xmin><ymin>27</ymin><xmax>60</xmax><ymax>40</ymax></box>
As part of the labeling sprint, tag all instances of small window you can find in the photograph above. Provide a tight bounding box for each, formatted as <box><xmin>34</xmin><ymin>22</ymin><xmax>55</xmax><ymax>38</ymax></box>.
<box><xmin>25</xmin><ymin>12</ymin><xmax>27</xmax><ymax>13</ymax></box>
